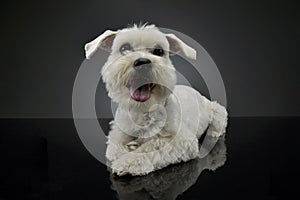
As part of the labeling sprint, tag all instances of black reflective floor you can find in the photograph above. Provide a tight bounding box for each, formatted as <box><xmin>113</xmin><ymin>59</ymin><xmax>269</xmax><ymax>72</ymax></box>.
<box><xmin>0</xmin><ymin>117</ymin><xmax>299</xmax><ymax>199</ymax></box>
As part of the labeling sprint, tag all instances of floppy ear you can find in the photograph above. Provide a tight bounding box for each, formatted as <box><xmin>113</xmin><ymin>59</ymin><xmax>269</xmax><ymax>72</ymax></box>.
<box><xmin>84</xmin><ymin>30</ymin><xmax>117</xmax><ymax>59</ymax></box>
<box><xmin>165</xmin><ymin>33</ymin><xmax>197</xmax><ymax>60</ymax></box>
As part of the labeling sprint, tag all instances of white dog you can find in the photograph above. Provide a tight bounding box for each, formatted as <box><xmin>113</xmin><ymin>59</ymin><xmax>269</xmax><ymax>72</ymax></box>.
<box><xmin>85</xmin><ymin>24</ymin><xmax>228</xmax><ymax>176</ymax></box>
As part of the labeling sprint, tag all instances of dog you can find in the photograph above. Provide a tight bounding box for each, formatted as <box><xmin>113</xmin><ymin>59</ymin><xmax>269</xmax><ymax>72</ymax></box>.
<box><xmin>84</xmin><ymin>24</ymin><xmax>228</xmax><ymax>176</ymax></box>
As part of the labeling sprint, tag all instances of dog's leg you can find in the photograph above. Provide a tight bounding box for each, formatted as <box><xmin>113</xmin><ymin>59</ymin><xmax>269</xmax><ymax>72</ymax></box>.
<box><xmin>206</xmin><ymin>101</ymin><xmax>228</xmax><ymax>137</ymax></box>
<box><xmin>106</xmin><ymin>123</ymin><xmax>134</xmax><ymax>162</ymax></box>
<box><xmin>111</xmin><ymin>129</ymin><xmax>199</xmax><ymax>176</ymax></box>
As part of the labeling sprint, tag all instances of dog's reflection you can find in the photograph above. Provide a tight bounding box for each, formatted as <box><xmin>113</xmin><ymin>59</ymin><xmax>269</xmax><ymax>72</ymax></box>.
<box><xmin>109</xmin><ymin>136</ymin><xmax>226</xmax><ymax>200</ymax></box>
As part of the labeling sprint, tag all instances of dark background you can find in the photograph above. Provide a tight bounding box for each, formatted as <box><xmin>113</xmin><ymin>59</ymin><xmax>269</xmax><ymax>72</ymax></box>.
<box><xmin>1</xmin><ymin>0</ymin><xmax>299</xmax><ymax>118</ymax></box>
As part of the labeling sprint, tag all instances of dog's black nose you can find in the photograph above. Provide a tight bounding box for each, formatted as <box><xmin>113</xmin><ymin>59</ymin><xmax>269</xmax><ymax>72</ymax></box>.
<box><xmin>133</xmin><ymin>58</ymin><xmax>152</xmax><ymax>70</ymax></box>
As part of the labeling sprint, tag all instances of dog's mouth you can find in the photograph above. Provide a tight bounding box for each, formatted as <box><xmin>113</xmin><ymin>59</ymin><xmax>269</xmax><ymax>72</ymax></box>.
<box><xmin>129</xmin><ymin>83</ymin><xmax>155</xmax><ymax>102</ymax></box>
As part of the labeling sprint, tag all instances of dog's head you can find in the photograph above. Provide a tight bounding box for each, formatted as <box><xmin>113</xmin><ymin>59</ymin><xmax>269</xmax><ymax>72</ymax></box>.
<box><xmin>85</xmin><ymin>24</ymin><xmax>196</xmax><ymax>107</ymax></box>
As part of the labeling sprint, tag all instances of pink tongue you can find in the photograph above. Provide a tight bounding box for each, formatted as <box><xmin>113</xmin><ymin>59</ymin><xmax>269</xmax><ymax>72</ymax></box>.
<box><xmin>130</xmin><ymin>84</ymin><xmax>151</xmax><ymax>102</ymax></box>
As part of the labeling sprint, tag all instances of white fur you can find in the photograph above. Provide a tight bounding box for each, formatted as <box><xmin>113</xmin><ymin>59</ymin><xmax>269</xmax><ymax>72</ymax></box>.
<box><xmin>110</xmin><ymin>136</ymin><xmax>227</xmax><ymax>199</ymax></box>
<box><xmin>85</xmin><ymin>24</ymin><xmax>228</xmax><ymax>176</ymax></box>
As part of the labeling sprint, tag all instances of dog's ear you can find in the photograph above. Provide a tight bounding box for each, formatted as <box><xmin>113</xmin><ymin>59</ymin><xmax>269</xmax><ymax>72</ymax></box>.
<box><xmin>84</xmin><ymin>30</ymin><xmax>117</xmax><ymax>59</ymax></box>
<box><xmin>165</xmin><ymin>33</ymin><xmax>196</xmax><ymax>60</ymax></box>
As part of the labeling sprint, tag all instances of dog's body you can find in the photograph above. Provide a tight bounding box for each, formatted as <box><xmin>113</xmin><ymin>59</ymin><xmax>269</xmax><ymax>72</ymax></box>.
<box><xmin>85</xmin><ymin>24</ymin><xmax>228</xmax><ymax>176</ymax></box>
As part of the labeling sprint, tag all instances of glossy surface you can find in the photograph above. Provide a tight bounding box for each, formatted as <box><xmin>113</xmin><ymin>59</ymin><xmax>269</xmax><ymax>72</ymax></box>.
<box><xmin>0</xmin><ymin>117</ymin><xmax>299</xmax><ymax>199</ymax></box>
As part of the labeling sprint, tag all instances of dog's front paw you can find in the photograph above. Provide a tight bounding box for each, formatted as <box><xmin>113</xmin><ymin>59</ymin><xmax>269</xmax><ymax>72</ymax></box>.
<box><xmin>106</xmin><ymin>143</ymin><xmax>128</xmax><ymax>162</ymax></box>
<box><xmin>111</xmin><ymin>153</ymin><xmax>154</xmax><ymax>176</ymax></box>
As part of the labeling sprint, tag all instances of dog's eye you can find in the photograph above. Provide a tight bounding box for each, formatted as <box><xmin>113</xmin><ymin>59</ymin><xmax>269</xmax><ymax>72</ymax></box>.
<box><xmin>120</xmin><ymin>43</ymin><xmax>132</xmax><ymax>55</ymax></box>
<box><xmin>152</xmin><ymin>47</ymin><xmax>164</xmax><ymax>57</ymax></box>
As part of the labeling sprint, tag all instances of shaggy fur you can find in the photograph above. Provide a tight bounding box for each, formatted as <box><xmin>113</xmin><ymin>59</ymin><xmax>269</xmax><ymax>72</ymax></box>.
<box><xmin>110</xmin><ymin>136</ymin><xmax>226</xmax><ymax>200</ymax></box>
<box><xmin>85</xmin><ymin>24</ymin><xmax>228</xmax><ymax>176</ymax></box>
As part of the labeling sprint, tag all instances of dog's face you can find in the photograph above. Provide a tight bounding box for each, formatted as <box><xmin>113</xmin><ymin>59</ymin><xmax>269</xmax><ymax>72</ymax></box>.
<box><xmin>85</xmin><ymin>24</ymin><xmax>196</xmax><ymax>108</ymax></box>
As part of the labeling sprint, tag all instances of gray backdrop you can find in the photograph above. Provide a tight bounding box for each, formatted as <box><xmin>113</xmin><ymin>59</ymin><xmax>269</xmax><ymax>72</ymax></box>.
<box><xmin>1</xmin><ymin>0</ymin><xmax>299</xmax><ymax>117</ymax></box>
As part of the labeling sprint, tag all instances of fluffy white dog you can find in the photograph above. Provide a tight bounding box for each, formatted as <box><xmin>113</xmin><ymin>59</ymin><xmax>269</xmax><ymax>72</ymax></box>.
<box><xmin>85</xmin><ymin>24</ymin><xmax>228</xmax><ymax>176</ymax></box>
